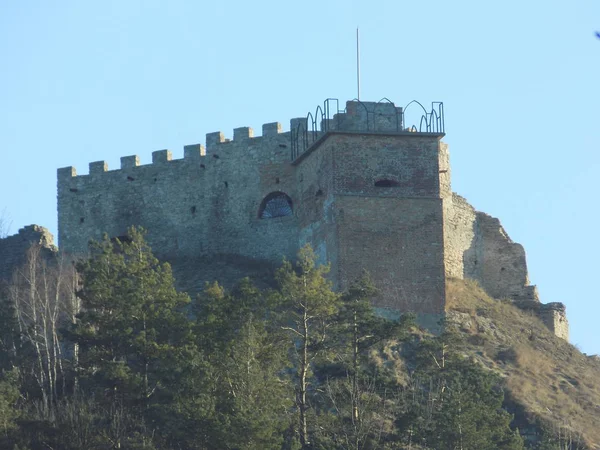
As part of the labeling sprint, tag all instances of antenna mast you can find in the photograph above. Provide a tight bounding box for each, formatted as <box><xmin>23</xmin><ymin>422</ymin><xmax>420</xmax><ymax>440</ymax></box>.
<box><xmin>356</xmin><ymin>27</ymin><xmax>361</xmax><ymax>100</ymax></box>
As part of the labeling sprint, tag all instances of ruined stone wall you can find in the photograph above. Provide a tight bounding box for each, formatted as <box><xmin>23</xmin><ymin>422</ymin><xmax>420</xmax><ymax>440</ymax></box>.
<box><xmin>443</xmin><ymin>194</ymin><xmax>478</xmax><ymax>280</ymax></box>
<box><xmin>441</xmin><ymin>142</ymin><xmax>536</xmax><ymax>304</ymax></box>
<box><xmin>443</xmin><ymin>193</ymin><xmax>538</xmax><ymax>301</ymax></box>
<box><xmin>442</xmin><ymin>192</ymin><xmax>568</xmax><ymax>339</ymax></box>
<box><xmin>475</xmin><ymin>212</ymin><xmax>536</xmax><ymax>300</ymax></box>
<box><xmin>515</xmin><ymin>300</ymin><xmax>570</xmax><ymax>341</ymax></box>
<box><xmin>538</xmin><ymin>303</ymin><xmax>569</xmax><ymax>341</ymax></box>
<box><xmin>0</xmin><ymin>225</ymin><xmax>56</xmax><ymax>283</ymax></box>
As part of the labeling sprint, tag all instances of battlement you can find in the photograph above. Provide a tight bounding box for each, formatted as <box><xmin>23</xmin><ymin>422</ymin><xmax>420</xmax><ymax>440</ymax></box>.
<box><xmin>55</xmin><ymin>108</ymin><xmax>306</xmax><ymax>261</ymax></box>
<box><xmin>57</xmin><ymin>99</ymin><xmax>446</xmax><ymax>179</ymax></box>
<box><xmin>57</xmin><ymin>122</ymin><xmax>290</xmax><ymax>179</ymax></box>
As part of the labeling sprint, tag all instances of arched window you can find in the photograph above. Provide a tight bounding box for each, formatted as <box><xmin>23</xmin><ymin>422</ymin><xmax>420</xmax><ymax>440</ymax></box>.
<box><xmin>259</xmin><ymin>192</ymin><xmax>293</xmax><ymax>219</ymax></box>
<box><xmin>374</xmin><ymin>179</ymin><xmax>401</xmax><ymax>187</ymax></box>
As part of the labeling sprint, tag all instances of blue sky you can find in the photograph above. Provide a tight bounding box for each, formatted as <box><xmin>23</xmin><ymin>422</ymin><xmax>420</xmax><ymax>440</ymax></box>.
<box><xmin>1</xmin><ymin>1</ymin><xmax>599</xmax><ymax>354</ymax></box>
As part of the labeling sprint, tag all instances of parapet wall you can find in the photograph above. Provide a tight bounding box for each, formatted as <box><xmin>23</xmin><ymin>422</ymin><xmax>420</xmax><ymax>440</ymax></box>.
<box><xmin>0</xmin><ymin>225</ymin><xmax>56</xmax><ymax>283</ymax></box>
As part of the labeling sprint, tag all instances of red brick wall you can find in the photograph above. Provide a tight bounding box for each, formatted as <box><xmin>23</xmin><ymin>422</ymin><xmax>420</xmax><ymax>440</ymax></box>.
<box><xmin>295</xmin><ymin>133</ymin><xmax>446</xmax><ymax>315</ymax></box>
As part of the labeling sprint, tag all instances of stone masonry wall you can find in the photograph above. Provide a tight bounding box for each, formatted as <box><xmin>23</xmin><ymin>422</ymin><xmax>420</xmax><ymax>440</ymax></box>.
<box><xmin>538</xmin><ymin>303</ymin><xmax>569</xmax><ymax>341</ymax></box>
<box><xmin>294</xmin><ymin>135</ymin><xmax>337</xmax><ymax>269</ymax></box>
<box><xmin>443</xmin><ymin>193</ymin><xmax>538</xmax><ymax>301</ymax></box>
<box><xmin>515</xmin><ymin>300</ymin><xmax>570</xmax><ymax>341</ymax></box>
<box><xmin>0</xmin><ymin>225</ymin><xmax>56</xmax><ymax>283</ymax></box>
<box><xmin>58</xmin><ymin>123</ymin><xmax>301</xmax><ymax>288</ymax></box>
<box><xmin>57</xmin><ymin>99</ymin><xmax>439</xmax><ymax>294</ymax></box>
<box><xmin>336</xmin><ymin>196</ymin><xmax>445</xmax><ymax>314</ymax></box>
<box><xmin>475</xmin><ymin>212</ymin><xmax>536</xmax><ymax>300</ymax></box>
<box><xmin>443</xmin><ymin>194</ymin><xmax>478</xmax><ymax>280</ymax></box>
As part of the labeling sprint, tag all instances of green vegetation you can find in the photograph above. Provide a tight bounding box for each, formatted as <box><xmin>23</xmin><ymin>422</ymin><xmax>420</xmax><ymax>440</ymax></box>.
<box><xmin>0</xmin><ymin>228</ymin><xmax>535</xmax><ymax>448</ymax></box>
<box><xmin>445</xmin><ymin>279</ymin><xmax>600</xmax><ymax>449</ymax></box>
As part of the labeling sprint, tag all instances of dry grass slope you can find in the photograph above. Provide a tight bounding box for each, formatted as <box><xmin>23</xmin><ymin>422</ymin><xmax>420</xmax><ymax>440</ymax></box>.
<box><xmin>446</xmin><ymin>278</ymin><xmax>600</xmax><ymax>449</ymax></box>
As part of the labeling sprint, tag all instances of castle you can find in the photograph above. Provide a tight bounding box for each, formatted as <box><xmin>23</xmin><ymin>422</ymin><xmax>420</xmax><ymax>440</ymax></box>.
<box><xmin>1</xmin><ymin>98</ymin><xmax>568</xmax><ymax>339</ymax></box>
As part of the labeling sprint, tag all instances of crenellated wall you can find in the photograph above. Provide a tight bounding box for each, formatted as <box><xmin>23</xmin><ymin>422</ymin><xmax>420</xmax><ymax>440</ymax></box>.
<box><xmin>58</xmin><ymin>122</ymin><xmax>298</xmax><ymax>276</ymax></box>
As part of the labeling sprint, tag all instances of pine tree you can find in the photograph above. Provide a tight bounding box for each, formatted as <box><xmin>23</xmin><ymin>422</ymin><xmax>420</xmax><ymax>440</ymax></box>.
<box><xmin>314</xmin><ymin>272</ymin><xmax>413</xmax><ymax>449</ymax></box>
<box><xmin>275</xmin><ymin>245</ymin><xmax>341</xmax><ymax>449</ymax></box>
<box><xmin>190</xmin><ymin>278</ymin><xmax>293</xmax><ymax>449</ymax></box>
<box><xmin>0</xmin><ymin>368</ymin><xmax>19</xmax><ymax>436</ymax></box>
<box><xmin>69</xmin><ymin>227</ymin><xmax>193</xmax><ymax>436</ymax></box>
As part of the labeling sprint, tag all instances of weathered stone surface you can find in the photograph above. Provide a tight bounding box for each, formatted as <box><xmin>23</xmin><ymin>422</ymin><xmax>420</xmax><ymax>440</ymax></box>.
<box><xmin>539</xmin><ymin>303</ymin><xmax>569</xmax><ymax>341</ymax></box>
<box><xmin>443</xmin><ymin>193</ymin><xmax>539</xmax><ymax>302</ymax></box>
<box><xmin>443</xmin><ymin>190</ymin><xmax>566</xmax><ymax>338</ymax></box>
<box><xmin>296</xmin><ymin>132</ymin><xmax>446</xmax><ymax>317</ymax></box>
<box><xmin>0</xmin><ymin>225</ymin><xmax>56</xmax><ymax>282</ymax></box>
<box><xmin>513</xmin><ymin>300</ymin><xmax>569</xmax><ymax>340</ymax></box>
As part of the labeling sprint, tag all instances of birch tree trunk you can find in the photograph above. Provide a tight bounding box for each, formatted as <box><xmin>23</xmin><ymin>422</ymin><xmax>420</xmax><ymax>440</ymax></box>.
<box><xmin>299</xmin><ymin>303</ymin><xmax>310</xmax><ymax>448</ymax></box>
<box><xmin>8</xmin><ymin>244</ymin><xmax>76</xmax><ymax>414</ymax></box>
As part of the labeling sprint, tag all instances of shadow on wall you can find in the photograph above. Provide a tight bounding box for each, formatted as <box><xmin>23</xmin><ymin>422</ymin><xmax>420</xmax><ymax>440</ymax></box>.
<box><xmin>169</xmin><ymin>253</ymin><xmax>283</xmax><ymax>295</ymax></box>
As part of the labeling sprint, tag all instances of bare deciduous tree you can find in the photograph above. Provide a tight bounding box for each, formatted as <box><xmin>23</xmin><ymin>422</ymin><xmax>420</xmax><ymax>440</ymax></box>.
<box><xmin>322</xmin><ymin>374</ymin><xmax>394</xmax><ymax>450</ymax></box>
<box><xmin>276</xmin><ymin>246</ymin><xmax>341</xmax><ymax>449</ymax></box>
<box><xmin>552</xmin><ymin>422</ymin><xmax>586</xmax><ymax>450</ymax></box>
<box><xmin>0</xmin><ymin>208</ymin><xmax>12</xmax><ymax>238</ymax></box>
<box><xmin>8</xmin><ymin>245</ymin><xmax>79</xmax><ymax>411</ymax></box>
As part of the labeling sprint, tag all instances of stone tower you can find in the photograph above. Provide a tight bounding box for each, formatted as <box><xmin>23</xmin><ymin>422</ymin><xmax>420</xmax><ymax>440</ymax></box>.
<box><xmin>291</xmin><ymin>100</ymin><xmax>447</xmax><ymax>328</ymax></box>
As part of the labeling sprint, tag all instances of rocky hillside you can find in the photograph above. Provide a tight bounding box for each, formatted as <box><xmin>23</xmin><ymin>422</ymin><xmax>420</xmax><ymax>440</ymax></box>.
<box><xmin>445</xmin><ymin>279</ymin><xmax>600</xmax><ymax>449</ymax></box>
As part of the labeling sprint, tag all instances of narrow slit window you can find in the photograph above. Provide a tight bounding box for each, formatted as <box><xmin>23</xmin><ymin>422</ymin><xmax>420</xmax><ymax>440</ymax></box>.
<box><xmin>374</xmin><ymin>179</ymin><xmax>401</xmax><ymax>187</ymax></box>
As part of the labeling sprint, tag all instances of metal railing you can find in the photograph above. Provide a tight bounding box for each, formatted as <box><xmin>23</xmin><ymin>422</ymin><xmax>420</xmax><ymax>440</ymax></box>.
<box><xmin>291</xmin><ymin>98</ymin><xmax>444</xmax><ymax>161</ymax></box>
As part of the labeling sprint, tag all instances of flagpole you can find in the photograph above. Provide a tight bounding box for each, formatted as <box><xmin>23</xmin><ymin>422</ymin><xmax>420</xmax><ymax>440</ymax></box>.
<box><xmin>356</xmin><ymin>27</ymin><xmax>361</xmax><ymax>100</ymax></box>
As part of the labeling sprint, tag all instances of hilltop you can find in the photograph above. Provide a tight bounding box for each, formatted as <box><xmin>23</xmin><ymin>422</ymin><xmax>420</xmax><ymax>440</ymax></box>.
<box><xmin>444</xmin><ymin>278</ymin><xmax>600</xmax><ymax>448</ymax></box>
